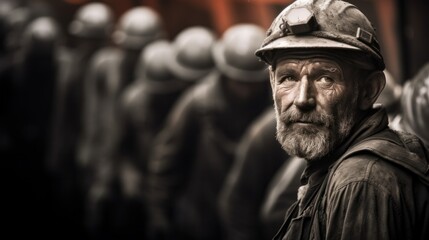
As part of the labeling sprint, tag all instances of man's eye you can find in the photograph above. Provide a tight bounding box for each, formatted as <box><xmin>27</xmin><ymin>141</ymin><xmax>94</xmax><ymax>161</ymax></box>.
<box><xmin>279</xmin><ymin>75</ymin><xmax>296</xmax><ymax>83</ymax></box>
<box><xmin>318</xmin><ymin>76</ymin><xmax>334</xmax><ymax>83</ymax></box>
<box><xmin>316</xmin><ymin>76</ymin><xmax>335</xmax><ymax>87</ymax></box>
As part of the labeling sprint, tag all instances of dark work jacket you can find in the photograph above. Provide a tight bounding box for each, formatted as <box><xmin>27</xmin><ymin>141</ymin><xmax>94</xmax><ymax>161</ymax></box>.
<box><xmin>118</xmin><ymin>78</ymin><xmax>192</xmax><ymax>176</ymax></box>
<box><xmin>148</xmin><ymin>72</ymin><xmax>271</xmax><ymax>240</ymax></box>
<box><xmin>275</xmin><ymin>107</ymin><xmax>429</xmax><ymax>240</ymax></box>
<box><xmin>77</xmin><ymin>47</ymin><xmax>144</xmax><ymax>239</ymax></box>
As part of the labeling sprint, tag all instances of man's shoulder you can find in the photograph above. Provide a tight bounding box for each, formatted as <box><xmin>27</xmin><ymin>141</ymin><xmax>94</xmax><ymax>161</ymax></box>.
<box><xmin>331</xmin><ymin>154</ymin><xmax>408</xmax><ymax>192</ymax></box>
<box><xmin>331</xmin><ymin>128</ymin><xmax>429</xmax><ymax>187</ymax></box>
<box><xmin>328</xmin><ymin>134</ymin><xmax>429</xmax><ymax>202</ymax></box>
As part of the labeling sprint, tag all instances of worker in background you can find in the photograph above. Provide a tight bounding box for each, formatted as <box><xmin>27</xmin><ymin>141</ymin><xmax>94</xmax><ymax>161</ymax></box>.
<box><xmin>375</xmin><ymin>70</ymin><xmax>402</xmax><ymax>122</ymax></box>
<box><xmin>391</xmin><ymin>62</ymin><xmax>429</xmax><ymax>147</ymax></box>
<box><xmin>117</xmin><ymin>26</ymin><xmax>217</xmax><ymax>223</ymax></box>
<box><xmin>7</xmin><ymin>16</ymin><xmax>62</xmax><ymax>238</ymax></box>
<box><xmin>147</xmin><ymin>23</ymin><xmax>271</xmax><ymax>240</ymax></box>
<box><xmin>79</xmin><ymin>6</ymin><xmax>164</xmax><ymax>240</ymax></box>
<box><xmin>47</xmin><ymin>3</ymin><xmax>114</xmax><ymax>238</ymax></box>
<box><xmin>112</xmin><ymin>26</ymin><xmax>217</xmax><ymax>238</ymax></box>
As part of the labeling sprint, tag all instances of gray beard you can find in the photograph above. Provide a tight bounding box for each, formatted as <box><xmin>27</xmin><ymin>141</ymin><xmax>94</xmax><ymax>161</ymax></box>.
<box><xmin>275</xmin><ymin>106</ymin><xmax>356</xmax><ymax>161</ymax></box>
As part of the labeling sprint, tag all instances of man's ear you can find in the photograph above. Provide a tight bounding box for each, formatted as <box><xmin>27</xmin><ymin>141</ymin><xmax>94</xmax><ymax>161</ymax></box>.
<box><xmin>269</xmin><ymin>66</ymin><xmax>275</xmax><ymax>90</ymax></box>
<box><xmin>358</xmin><ymin>71</ymin><xmax>386</xmax><ymax>110</ymax></box>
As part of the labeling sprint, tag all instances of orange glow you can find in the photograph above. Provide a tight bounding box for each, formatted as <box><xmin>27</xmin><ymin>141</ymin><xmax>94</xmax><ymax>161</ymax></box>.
<box><xmin>64</xmin><ymin>0</ymin><xmax>90</xmax><ymax>5</ymax></box>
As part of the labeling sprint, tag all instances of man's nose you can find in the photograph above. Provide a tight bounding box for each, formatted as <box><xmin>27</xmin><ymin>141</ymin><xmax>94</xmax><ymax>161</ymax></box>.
<box><xmin>293</xmin><ymin>75</ymin><xmax>315</xmax><ymax>110</ymax></box>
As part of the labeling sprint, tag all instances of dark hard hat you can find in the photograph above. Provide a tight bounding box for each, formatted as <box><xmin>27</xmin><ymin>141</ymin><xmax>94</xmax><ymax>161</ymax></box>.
<box><xmin>167</xmin><ymin>26</ymin><xmax>216</xmax><ymax>81</ymax></box>
<box><xmin>0</xmin><ymin>0</ymin><xmax>18</xmax><ymax>44</ymax></box>
<box><xmin>255</xmin><ymin>0</ymin><xmax>385</xmax><ymax>70</ymax></box>
<box><xmin>213</xmin><ymin>23</ymin><xmax>268</xmax><ymax>82</ymax></box>
<box><xmin>0</xmin><ymin>0</ymin><xmax>19</xmax><ymax>24</ymax></box>
<box><xmin>69</xmin><ymin>2</ymin><xmax>113</xmax><ymax>39</ymax></box>
<box><xmin>137</xmin><ymin>40</ymin><xmax>173</xmax><ymax>82</ymax></box>
<box><xmin>401</xmin><ymin>63</ymin><xmax>429</xmax><ymax>146</ymax></box>
<box><xmin>22</xmin><ymin>17</ymin><xmax>60</xmax><ymax>56</ymax></box>
<box><xmin>376</xmin><ymin>70</ymin><xmax>402</xmax><ymax>108</ymax></box>
<box><xmin>112</xmin><ymin>7</ymin><xmax>163</xmax><ymax>51</ymax></box>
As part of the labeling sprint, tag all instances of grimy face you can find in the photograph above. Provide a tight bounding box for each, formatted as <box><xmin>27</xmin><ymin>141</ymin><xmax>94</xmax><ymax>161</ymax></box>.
<box><xmin>271</xmin><ymin>56</ymin><xmax>359</xmax><ymax>161</ymax></box>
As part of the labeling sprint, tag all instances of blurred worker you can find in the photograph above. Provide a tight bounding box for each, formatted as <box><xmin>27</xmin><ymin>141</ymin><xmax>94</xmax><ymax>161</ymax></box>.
<box><xmin>0</xmin><ymin>0</ymin><xmax>20</xmax><ymax>161</ymax></box>
<box><xmin>118</xmin><ymin>26</ymin><xmax>216</xmax><ymax>171</ymax></box>
<box><xmin>255</xmin><ymin>0</ymin><xmax>429</xmax><ymax>239</ymax></box>
<box><xmin>47</xmin><ymin>2</ymin><xmax>114</xmax><ymax>238</ymax></box>
<box><xmin>391</xmin><ymin>62</ymin><xmax>429</xmax><ymax>147</ymax></box>
<box><xmin>0</xmin><ymin>0</ymin><xmax>52</xmax><ymax>160</ymax></box>
<box><xmin>166</xmin><ymin>26</ymin><xmax>217</xmax><ymax>84</ymax></box>
<box><xmin>112</xmin><ymin>27</ymin><xmax>216</xmax><ymax>238</ymax></box>
<box><xmin>4</xmin><ymin>0</ymin><xmax>53</xmax><ymax>52</ymax></box>
<box><xmin>147</xmin><ymin>23</ymin><xmax>271</xmax><ymax>240</ymax></box>
<box><xmin>79</xmin><ymin>6</ymin><xmax>164</xmax><ymax>240</ymax></box>
<box><xmin>218</xmin><ymin>107</ymin><xmax>290</xmax><ymax>240</ymax></box>
<box><xmin>117</xmin><ymin>26</ymin><xmax>216</xmax><ymax>199</ymax></box>
<box><xmin>0</xmin><ymin>0</ymin><xmax>16</xmax><ymax>57</ymax></box>
<box><xmin>113</xmin><ymin>40</ymin><xmax>178</xmax><ymax>240</ymax></box>
<box><xmin>7</xmin><ymin>16</ymin><xmax>62</xmax><ymax>237</ymax></box>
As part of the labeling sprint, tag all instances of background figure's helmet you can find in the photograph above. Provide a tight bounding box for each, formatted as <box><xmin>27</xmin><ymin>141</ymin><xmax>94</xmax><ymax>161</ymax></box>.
<box><xmin>400</xmin><ymin>63</ymin><xmax>429</xmax><ymax>146</ymax></box>
<box><xmin>213</xmin><ymin>23</ymin><xmax>268</xmax><ymax>82</ymax></box>
<box><xmin>137</xmin><ymin>40</ymin><xmax>173</xmax><ymax>82</ymax></box>
<box><xmin>376</xmin><ymin>70</ymin><xmax>402</xmax><ymax>109</ymax></box>
<box><xmin>112</xmin><ymin>7</ymin><xmax>163</xmax><ymax>51</ymax></box>
<box><xmin>22</xmin><ymin>17</ymin><xmax>60</xmax><ymax>57</ymax></box>
<box><xmin>0</xmin><ymin>0</ymin><xmax>18</xmax><ymax>48</ymax></box>
<box><xmin>69</xmin><ymin>2</ymin><xmax>113</xmax><ymax>39</ymax></box>
<box><xmin>167</xmin><ymin>26</ymin><xmax>216</xmax><ymax>81</ymax></box>
<box><xmin>255</xmin><ymin>0</ymin><xmax>385</xmax><ymax>70</ymax></box>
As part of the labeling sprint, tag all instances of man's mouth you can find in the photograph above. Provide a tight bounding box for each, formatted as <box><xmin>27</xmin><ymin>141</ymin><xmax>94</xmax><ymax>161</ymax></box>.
<box><xmin>295</xmin><ymin>120</ymin><xmax>314</xmax><ymax>124</ymax></box>
<box><xmin>289</xmin><ymin>120</ymin><xmax>322</xmax><ymax>127</ymax></box>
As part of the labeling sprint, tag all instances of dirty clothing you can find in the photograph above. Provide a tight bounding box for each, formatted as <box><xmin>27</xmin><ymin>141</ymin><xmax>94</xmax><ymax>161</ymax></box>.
<box><xmin>275</xmin><ymin>107</ymin><xmax>429</xmax><ymax>240</ymax></box>
<box><xmin>148</xmin><ymin>72</ymin><xmax>271</xmax><ymax>240</ymax></box>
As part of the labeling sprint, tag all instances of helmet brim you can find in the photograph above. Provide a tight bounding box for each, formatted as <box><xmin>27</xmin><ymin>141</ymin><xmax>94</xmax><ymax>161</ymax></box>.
<box><xmin>167</xmin><ymin>51</ymin><xmax>213</xmax><ymax>82</ymax></box>
<box><xmin>255</xmin><ymin>35</ymin><xmax>360</xmax><ymax>64</ymax></box>
<box><xmin>213</xmin><ymin>41</ymin><xmax>268</xmax><ymax>82</ymax></box>
<box><xmin>113</xmin><ymin>30</ymin><xmax>162</xmax><ymax>50</ymax></box>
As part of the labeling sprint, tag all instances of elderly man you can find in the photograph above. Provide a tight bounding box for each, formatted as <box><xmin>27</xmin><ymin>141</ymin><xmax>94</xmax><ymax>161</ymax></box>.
<box><xmin>255</xmin><ymin>0</ymin><xmax>429</xmax><ymax>239</ymax></box>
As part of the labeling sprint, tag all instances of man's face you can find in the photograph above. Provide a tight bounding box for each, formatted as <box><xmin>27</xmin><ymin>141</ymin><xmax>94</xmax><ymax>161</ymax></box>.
<box><xmin>271</xmin><ymin>56</ymin><xmax>359</xmax><ymax>161</ymax></box>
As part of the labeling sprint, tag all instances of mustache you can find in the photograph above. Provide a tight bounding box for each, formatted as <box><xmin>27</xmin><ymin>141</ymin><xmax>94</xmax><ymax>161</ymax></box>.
<box><xmin>279</xmin><ymin>108</ymin><xmax>332</xmax><ymax>128</ymax></box>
